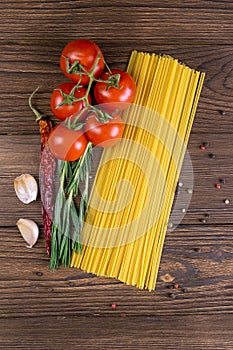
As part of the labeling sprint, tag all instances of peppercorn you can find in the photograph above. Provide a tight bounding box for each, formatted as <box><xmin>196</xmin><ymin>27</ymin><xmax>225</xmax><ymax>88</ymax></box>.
<box><xmin>169</xmin><ymin>293</ymin><xmax>176</xmax><ymax>299</ymax></box>
<box><xmin>111</xmin><ymin>303</ymin><xmax>116</xmax><ymax>309</ymax></box>
<box><xmin>200</xmin><ymin>142</ymin><xmax>209</xmax><ymax>150</ymax></box>
<box><xmin>36</xmin><ymin>271</ymin><xmax>43</xmax><ymax>277</ymax></box>
<box><xmin>167</xmin><ymin>285</ymin><xmax>174</xmax><ymax>289</ymax></box>
<box><xmin>193</xmin><ymin>247</ymin><xmax>201</xmax><ymax>252</ymax></box>
<box><xmin>208</xmin><ymin>153</ymin><xmax>216</xmax><ymax>159</ymax></box>
<box><xmin>219</xmin><ymin>178</ymin><xmax>226</xmax><ymax>184</ymax></box>
<box><xmin>219</xmin><ymin>110</ymin><xmax>226</xmax><ymax>116</ymax></box>
<box><xmin>215</xmin><ymin>183</ymin><xmax>221</xmax><ymax>190</ymax></box>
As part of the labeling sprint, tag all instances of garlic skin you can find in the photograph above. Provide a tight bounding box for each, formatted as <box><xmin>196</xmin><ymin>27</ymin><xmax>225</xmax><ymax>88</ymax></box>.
<box><xmin>14</xmin><ymin>174</ymin><xmax>38</xmax><ymax>204</ymax></box>
<box><xmin>16</xmin><ymin>218</ymin><xmax>39</xmax><ymax>248</ymax></box>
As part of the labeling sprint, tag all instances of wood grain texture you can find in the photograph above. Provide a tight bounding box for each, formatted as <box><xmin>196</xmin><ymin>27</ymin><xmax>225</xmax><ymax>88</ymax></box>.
<box><xmin>1</xmin><ymin>0</ymin><xmax>233</xmax><ymax>45</ymax></box>
<box><xmin>0</xmin><ymin>315</ymin><xmax>233</xmax><ymax>350</ymax></box>
<box><xmin>1</xmin><ymin>0</ymin><xmax>233</xmax><ymax>348</ymax></box>
<box><xmin>1</xmin><ymin>226</ymin><xmax>233</xmax><ymax>318</ymax></box>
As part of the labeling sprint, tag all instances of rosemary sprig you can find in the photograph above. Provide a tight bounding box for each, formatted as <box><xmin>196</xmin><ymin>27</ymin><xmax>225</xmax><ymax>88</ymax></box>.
<box><xmin>50</xmin><ymin>143</ymin><xmax>93</xmax><ymax>268</ymax></box>
<box><xmin>50</xmin><ymin>160</ymin><xmax>67</xmax><ymax>269</ymax></box>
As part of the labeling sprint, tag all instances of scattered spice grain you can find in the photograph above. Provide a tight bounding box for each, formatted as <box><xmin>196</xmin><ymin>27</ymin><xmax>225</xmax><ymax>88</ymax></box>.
<box><xmin>208</xmin><ymin>153</ymin><xmax>216</xmax><ymax>159</ymax></box>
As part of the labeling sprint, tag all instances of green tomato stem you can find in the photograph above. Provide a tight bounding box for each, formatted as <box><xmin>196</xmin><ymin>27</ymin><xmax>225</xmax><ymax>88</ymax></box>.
<box><xmin>29</xmin><ymin>86</ymin><xmax>45</xmax><ymax>122</ymax></box>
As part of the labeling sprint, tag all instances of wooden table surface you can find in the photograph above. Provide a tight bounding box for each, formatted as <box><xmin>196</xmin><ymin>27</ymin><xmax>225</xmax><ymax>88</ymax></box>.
<box><xmin>1</xmin><ymin>1</ymin><xmax>233</xmax><ymax>349</ymax></box>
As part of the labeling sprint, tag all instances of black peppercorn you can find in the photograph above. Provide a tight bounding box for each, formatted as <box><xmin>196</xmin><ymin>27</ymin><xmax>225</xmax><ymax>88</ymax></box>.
<box><xmin>168</xmin><ymin>293</ymin><xmax>176</xmax><ymax>299</ymax></box>
<box><xmin>219</xmin><ymin>110</ymin><xmax>226</xmax><ymax>116</ymax></box>
<box><xmin>208</xmin><ymin>153</ymin><xmax>216</xmax><ymax>159</ymax></box>
<box><xmin>219</xmin><ymin>178</ymin><xmax>226</xmax><ymax>184</ymax></box>
<box><xmin>193</xmin><ymin>247</ymin><xmax>201</xmax><ymax>252</ymax></box>
<box><xmin>169</xmin><ymin>293</ymin><xmax>176</xmax><ymax>299</ymax></box>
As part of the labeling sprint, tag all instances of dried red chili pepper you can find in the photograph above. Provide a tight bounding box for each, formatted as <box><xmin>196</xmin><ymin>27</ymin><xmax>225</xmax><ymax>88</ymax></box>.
<box><xmin>29</xmin><ymin>89</ymin><xmax>56</xmax><ymax>256</ymax></box>
<box><xmin>39</xmin><ymin>119</ymin><xmax>56</xmax><ymax>256</ymax></box>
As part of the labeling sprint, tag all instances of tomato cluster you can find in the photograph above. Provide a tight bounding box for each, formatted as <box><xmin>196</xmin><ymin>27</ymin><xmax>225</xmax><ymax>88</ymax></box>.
<box><xmin>48</xmin><ymin>39</ymin><xmax>136</xmax><ymax>161</ymax></box>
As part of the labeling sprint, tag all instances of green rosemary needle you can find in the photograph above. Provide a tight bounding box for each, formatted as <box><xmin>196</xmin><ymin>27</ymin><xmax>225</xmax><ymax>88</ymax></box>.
<box><xmin>50</xmin><ymin>142</ymin><xmax>93</xmax><ymax>269</ymax></box>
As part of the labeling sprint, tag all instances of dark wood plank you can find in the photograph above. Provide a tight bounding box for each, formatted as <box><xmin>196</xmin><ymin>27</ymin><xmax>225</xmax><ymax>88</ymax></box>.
<box><xmin>1</xmin><ymin>225</ymin><xmax>233</xmax><ymax>317</ymax></box>
<box><xmin>0</xmin><ymin>45</ymin><xmax>233</xmax><ymax>134</ymax></box>
<box><xmin>1</xmin><ymin>0</ymin><xmax>233</xmax><ymax>347</ymax></box>
<box><xmin>0</xmin><ymin>314</ymin><xmax>233</xmax><ymax>350</ymax></box>
<box><xmin>2</xmin><ymin>0</ymin><xmax>233</xmax><ymax>10</ymax></box>
<box><xmin>1</xmin><ymin>1</ymin><xmax>233</xmax><ymax>45</ymax></box>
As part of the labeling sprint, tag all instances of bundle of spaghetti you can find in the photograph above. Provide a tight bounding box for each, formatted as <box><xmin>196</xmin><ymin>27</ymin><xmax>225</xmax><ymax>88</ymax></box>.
<box><xmin>71</xmin><ymin>50</ymin><xmax>205</xmax><ymax>290</ymax></box>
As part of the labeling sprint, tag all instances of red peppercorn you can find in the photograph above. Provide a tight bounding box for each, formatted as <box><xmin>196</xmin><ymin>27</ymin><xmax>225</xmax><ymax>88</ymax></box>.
<box><xmin>200</xmin><ymin>145</ymin><xmax>206</xmax><ymax>150</ymax></box>
<box><xmin>215</xmin><ymin>183</ymin><xmax>221</xmax><ymax>190</ymax></box>
<box><xmin>111</xmin><ymin>303</ymin><xmax>116</xmax><ymax>309</ymax></box>
<box><xmin>174</xmin><ymin>283</ymin><xmax>179</xmax><ymax>289</ymax></box>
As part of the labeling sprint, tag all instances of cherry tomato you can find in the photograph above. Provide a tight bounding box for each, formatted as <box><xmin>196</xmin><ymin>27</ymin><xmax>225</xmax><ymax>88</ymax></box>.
<box><xmin>94</xmin><ymin>69</ymin><xmax>136</xmax><ymax>111</ymax></box>
<box><xmin>60</xmin><ymin>40</ymin><xmax>105</xmax><ymax>85</ymax></box>
<box><xmin>48</xmin><ymin>124</ymin><xmax>88</xmax><ymax>161</ymax></box>
<box><xmin>50</xmin><ymin>83</ymin><xmax>91</xmax><ymax>122</ymax></box>
<box><xmin>85</xmin><ymin>112</ymin><xmax>124</xmax><ymax>148</ymax></box>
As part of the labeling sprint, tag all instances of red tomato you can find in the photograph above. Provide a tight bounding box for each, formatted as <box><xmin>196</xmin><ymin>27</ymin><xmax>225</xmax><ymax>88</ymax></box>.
<box><xmin>85</xmin><ymin>112</ymin><xmax>124</xmax><ymax>148</ymax></box>
<box><xmin>94</xmin><ymin>69</ymin><xmax>136</xmax><ymax>111</ymax></box>
<box><xmin>48</xmin><ymin>124</ymin><xmax>88</xmax><ymax>161</ymax></box>
<box><xmin>50</xmin><ymin>83</ymin><xmax>91</xmax><ymax>122</ymax></box>
<box><xmin>60</xmin><ymin>40</ymin><xmax>105</xmax><ymax>85</ymax></box>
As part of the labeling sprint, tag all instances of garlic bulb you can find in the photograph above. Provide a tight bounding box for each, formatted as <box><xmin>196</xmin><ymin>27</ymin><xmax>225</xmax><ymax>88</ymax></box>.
<box><xmin>14</xmin><ymin>174</ymin><xmax>38</xmax><ymax>204</ymax></box>
<box><xmin>16</xmin><ymin>218</ymin><xmax>39</xmax><ymax>248</ymax></box>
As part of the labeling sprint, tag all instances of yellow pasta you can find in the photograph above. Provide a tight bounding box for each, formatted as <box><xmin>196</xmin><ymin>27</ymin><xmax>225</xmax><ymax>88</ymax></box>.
<box><xmin>71</xmin><ymin>50</ymin><xmax>205</xmax><ymax>290</ymax></box>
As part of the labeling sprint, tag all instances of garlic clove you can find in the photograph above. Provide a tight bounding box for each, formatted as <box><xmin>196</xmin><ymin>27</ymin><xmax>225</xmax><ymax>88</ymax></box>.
<box><xmin>14</xmin><ymin>174</ymin><xmax>38</xmax><ymax>204</ymax></box>
<box><xmin>16</xmin><ymin>218</ymin><xmax>39</xmax><ymax>248</ymax></box>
